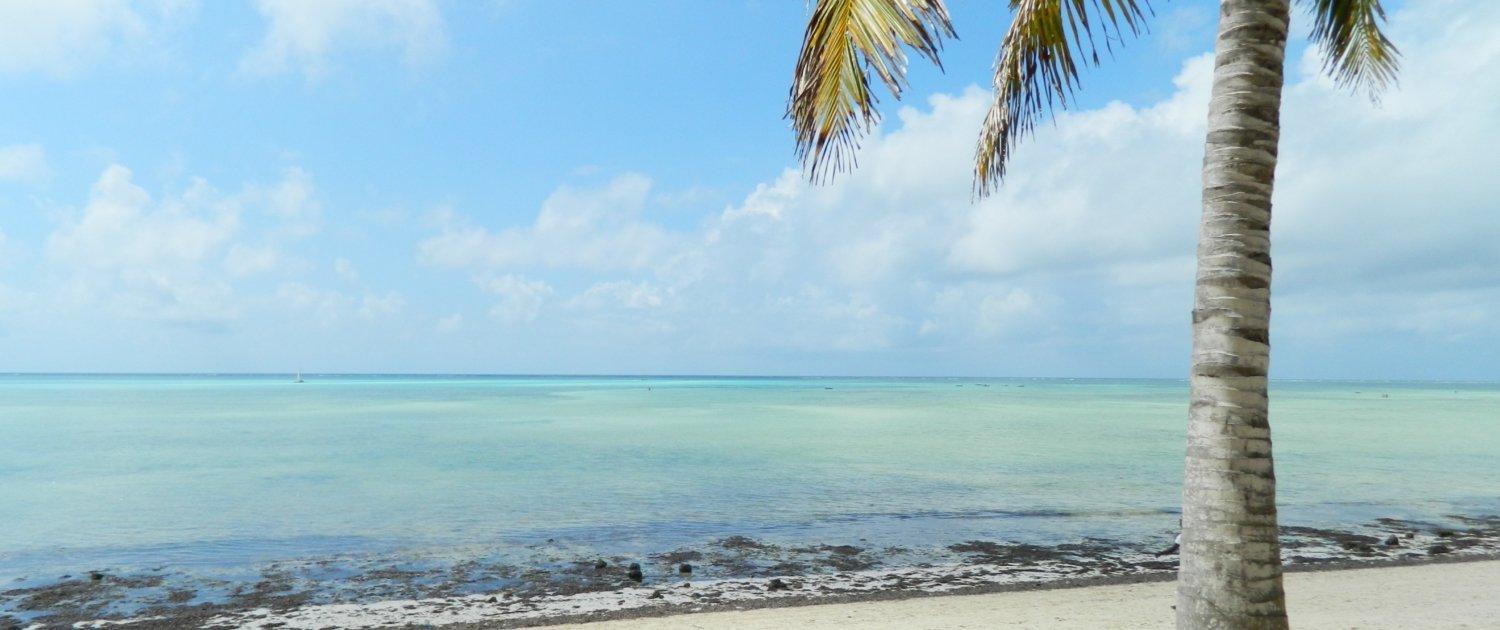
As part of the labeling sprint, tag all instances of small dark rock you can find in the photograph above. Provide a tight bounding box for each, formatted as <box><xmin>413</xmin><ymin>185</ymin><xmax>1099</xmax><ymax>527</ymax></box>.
<box><xmin>593</xmin><ymin>559</ymin><xmax>608</xmax><ymax>570</ymax></box>
<box><xmin>627</xmin><ymin>563</ymin><xmax>644</xmax><ymax>582</ymax></box>
<box><xmin>89</xmin><ymin>572</ymin><xmax>105</xmax><ymax>581</ymax></box>
<box><xmin>1437</xmin><ymin>530</ymin><xmax>1455</xmax><ymax>538</ymax></box>
<box><xmin>1404</xmin><ymin>532</ymin><xmax>1415</xmax><ymax>539</ymax></box>
<box><xmin>715</xmin><ymin>536</ymin><xmax>771</xmax><ymax>550</ymax></box>
<box><xmin>486</xmin><ymin>596</ymin><xmax>498</xmax><ymax>603</ymax></box>
<box><xmin>646</xmin><ymin>589</ymin><xmax>664</xmax><ymax>600</ymax></box>
<box><xmin>678</xmin><ymin>563</ymin><xmax>692</xmax><ymax>574</ymax></box>
<box><xmin>1383</xmin><ymin>535</ymin><xmax>1400</xmax><ymax>547</ymax></box>
<box><xmin>1428</xmin><ymin>544</ymin><xmax>1452</xmax><ymax>555</ymax></box>
<box><xmin>767</xmin><ymin>578</ymin><xmax>790</xmax><ymax>591</ymax></box>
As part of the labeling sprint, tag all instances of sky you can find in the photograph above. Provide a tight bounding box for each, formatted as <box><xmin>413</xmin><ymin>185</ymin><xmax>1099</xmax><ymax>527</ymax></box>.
<box><xmin>0</xmin><ymin>0</ymin><xmax>1497</xmax><ymax>379</ymax></box>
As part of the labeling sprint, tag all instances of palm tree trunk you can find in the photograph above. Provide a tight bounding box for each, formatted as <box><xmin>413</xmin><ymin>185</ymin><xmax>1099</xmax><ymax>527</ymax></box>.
<box><xmin>1178</xmin><ymin>0</ymin><xmax>1291</xmax><ymax>628</ymax></box>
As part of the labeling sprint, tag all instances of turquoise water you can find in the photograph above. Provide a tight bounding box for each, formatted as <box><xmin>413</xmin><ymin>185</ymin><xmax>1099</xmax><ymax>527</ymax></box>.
<box><xmin>2</xmin><ymin>375</ymin><xmax>1498</xmax><ymax>582</ymax></box>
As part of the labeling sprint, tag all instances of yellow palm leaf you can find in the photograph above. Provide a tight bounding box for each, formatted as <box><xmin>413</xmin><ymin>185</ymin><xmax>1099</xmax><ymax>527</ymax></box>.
<box><xmin>974</xmin><ymin>0</ymin><xmax>1151</xmax><ymax>197</ymax></box>
<box><xmin>788</xmin><ymin>0</ymin><xmax>957</xmax><ymax>183</ymax></box>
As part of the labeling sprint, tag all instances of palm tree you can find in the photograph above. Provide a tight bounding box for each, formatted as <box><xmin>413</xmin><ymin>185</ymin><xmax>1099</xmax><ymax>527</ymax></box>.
<box><xmin>787</xmin><ymin>1</ymin><xmax>1398</xmax><ymax>627</ymax></box>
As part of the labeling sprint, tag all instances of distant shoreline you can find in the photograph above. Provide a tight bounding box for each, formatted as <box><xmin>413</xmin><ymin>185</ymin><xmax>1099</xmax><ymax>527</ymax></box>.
<box><xmin>4</xmin><ymin>372</ymin><xmax>1499</xmax><ymax>384</ymax></box>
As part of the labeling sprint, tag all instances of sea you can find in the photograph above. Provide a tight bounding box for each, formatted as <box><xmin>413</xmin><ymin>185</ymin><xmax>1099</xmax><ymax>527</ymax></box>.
<box><xmin>3</xmin><ymin>375</ymin><xmax>1498</xmax><ymax>607</ymax></box>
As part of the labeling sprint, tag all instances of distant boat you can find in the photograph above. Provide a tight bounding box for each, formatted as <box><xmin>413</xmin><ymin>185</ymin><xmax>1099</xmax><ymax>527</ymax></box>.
<box><xmin>295</xmin><ymin>369</ymin><xmax>304</xmax><ymax>384</ymax></box>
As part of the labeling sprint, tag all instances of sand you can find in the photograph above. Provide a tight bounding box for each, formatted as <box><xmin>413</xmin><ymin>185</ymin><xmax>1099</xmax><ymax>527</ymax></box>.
<box><xmin>539</xmin><ymin>559</ymin><xmax>1500</xmax><ymax>629</ymax></box>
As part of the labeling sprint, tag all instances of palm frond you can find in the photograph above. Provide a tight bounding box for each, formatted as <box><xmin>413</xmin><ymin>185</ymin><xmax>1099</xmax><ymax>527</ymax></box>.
<box><xmin>1306</xmin><ymin>0</ymin><xmax>1400</xmax><ymax>102</ymax></box>
<box><xmin>788</xmin><ymin>0</ymin><xmax>957</xmax><ymax>183</ymax></box>
<box><xmin>974</xmin><ymin>0</ymin><xmax>1151</xmax><ymax>197</ymax></box>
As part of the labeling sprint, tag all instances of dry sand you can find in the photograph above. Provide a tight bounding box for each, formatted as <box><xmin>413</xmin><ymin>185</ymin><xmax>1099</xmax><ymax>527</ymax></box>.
<box><xmin>540</xmin><ymin>559</ymin><xmax>1500</xmax><ymax>629</ymax></box>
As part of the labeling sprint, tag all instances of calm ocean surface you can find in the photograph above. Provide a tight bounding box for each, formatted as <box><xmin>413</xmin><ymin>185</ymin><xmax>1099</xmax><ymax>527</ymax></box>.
<box><xmin>3</xmin><ymin>375</ymin><xmax>1498</xmax><ymax>583</ymax></box>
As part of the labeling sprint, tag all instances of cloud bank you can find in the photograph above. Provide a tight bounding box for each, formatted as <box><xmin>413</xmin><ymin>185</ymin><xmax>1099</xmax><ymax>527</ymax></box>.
<box><xmin>416</xmin><ymin>2</ymin><xmax>1500</xmax><ymax>376</ymax></box>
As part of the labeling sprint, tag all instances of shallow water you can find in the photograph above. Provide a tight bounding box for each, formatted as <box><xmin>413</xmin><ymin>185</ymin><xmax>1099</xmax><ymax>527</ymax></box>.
<box><xmin>3</xmin><ymin>375</ymin><xmax>1497</xmax><ymax>584</ymax></box>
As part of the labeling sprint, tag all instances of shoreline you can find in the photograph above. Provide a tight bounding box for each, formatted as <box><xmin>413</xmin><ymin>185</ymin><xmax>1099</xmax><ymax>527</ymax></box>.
<box><xmin>9</xmin><ymin>515</ymin><xmax>1497</xmax><ymax>630</ymax></box>
<box><xmin>536</xmin><ymin>557</ymin><xmax>1500</xmax><ymax>630</ymax></box>
<box><xmin>466</xmin><ymin>554</ymin><xmax>1500</xmax><ymax>630</ymax></box>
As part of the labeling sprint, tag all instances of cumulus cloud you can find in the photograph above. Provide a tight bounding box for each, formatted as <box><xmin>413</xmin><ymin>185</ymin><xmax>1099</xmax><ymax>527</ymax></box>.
<box><xmin>358</xmin><ymin>290</ymin><xmax>405</xmax><ymax>319</ymax></box>
<box><xmin>0</xmin><ymin>0</ymin><xmax>188</xmax><ymax>77</ymax></box>
<box><xmin>46</xmin><ymin>166</ymin><xmax>242</xmax><ymax>326</ymax></box>
<box><xmin>419</xmin><ymin>174</ymin><xmax>684</xmax><ymax>272</ymax></box>
<box><xmin>476</xmin><ymin>273</ymin><xmax>553</xmax><ymax>324</ymax></box>
<box><xmin>0</xmin><ymin>144</ymin><xmax>48</xmax><ymax>183</ymax></box>
<box><xmin>569</xmin><ymin>281</ymin><xmax>667</xmax><ymax>311</ymax></box>
<box><xmin>418</xmin><ymin>2</ymin><xmax>1500</xmax><ymax>374</ymax></box>
<box><xmin>41</xmin><ymin>164</ymin><xmax>352</xmax><ymax>328</ymax></box>
<box><xmin>49</xmin><ymin>166</ymin><xmax>239</xmax><ymax>270</ymax></box>
<box><xmin>275</xmin><ymin>281</ymin><xmax>404</xmax><ymax>326</ymax></box>
<box><xmin>240</xmin><ymin>0</ymin><xmax>445</xmax><ymax>80</ymax></box>
<box><xmin>261</xmin><ymin>166</ymin><xmax>321</xmax><ymax>237</ymax></box>
<box><xmin>224</xmin><ymin>243</ymin><xmax>282</xmax><ymax>277</ymax></box>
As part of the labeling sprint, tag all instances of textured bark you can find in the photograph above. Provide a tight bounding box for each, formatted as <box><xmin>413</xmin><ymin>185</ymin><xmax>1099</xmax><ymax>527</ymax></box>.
<box><xmin>1178</xmin><ymin>1</ymin><xmax>1291</xmax><ymax>628</ymax></box>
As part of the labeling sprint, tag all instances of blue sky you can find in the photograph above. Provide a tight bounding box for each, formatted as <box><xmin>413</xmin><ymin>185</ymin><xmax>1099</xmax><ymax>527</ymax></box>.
<box><xmin>1</xmin><ymin>0</ymin><xmax>1496</xmax><ymax>378</ymax></box>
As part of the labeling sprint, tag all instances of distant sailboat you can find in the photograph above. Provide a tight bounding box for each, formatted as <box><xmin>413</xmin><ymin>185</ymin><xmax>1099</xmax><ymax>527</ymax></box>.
<box><xmin>295</xmin><ymin>369</ymin><xmax>304</xmax><ymax>384</ymax></box>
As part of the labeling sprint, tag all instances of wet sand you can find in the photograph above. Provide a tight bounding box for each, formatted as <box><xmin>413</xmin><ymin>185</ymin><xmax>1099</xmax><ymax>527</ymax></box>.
<box><xmin>538</xmin><ymin>558</ymin><xmax>1500</xmax><ymax>629</ymax></box>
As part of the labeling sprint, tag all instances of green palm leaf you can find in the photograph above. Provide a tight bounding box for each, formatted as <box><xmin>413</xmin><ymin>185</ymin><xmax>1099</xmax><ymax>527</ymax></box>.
<box><xmin>1308</xmin><ymin>0</ymin><xmax>1400</xmax><ymax>101</ymax></box>
<box><xmin>788</xmin><ymin>0</ymin><xmax>957</xmax><ymax>183</ymax></box>
<box><xmin>975</xmin><ymin>0</ymin><xmax>1151</xmax><ymax>197</ymax></box>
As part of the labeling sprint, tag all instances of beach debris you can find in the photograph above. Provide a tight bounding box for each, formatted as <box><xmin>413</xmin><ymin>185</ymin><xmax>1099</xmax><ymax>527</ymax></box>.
<box><xmin>678</xmin><ymin>563</ymin><xmax>693</xmax><ymax>574</ymax></box>
<box><xmin>646</xmin><ymin>589</ymin><xmax>665</xmax><ymax>600</ymax></box>
<box><xmin>627</xmin><ymin>563</ymin><xmax>644</xmax><ymax>582</ymax></box>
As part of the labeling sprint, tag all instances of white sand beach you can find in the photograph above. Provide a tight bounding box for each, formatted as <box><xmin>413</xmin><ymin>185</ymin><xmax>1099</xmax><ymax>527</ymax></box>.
<box><xmin>544</xmin><ymin>559</ymin><xmax>1500</xmax><ymax>629</ymax></box>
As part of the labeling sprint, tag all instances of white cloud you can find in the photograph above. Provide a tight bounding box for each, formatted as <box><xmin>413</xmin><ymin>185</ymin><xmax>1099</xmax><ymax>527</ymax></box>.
<box><xmin>335</xmin><ymin>257</ymin><xmax>359</xmax><ymax>283</ymax></box>
<box><xmin>225</xmin><ymin>243</ymin><xmax>281</xmax><ymax>277</ymax></box>
<box><xmin>0</xmin><ymin>0</ymin><xmax>142</xmax><ymax>76</ymax></box>
<box><xmin>569</xmin><ymin>281</ymin><xmax>666</xmax><ymax>311</ymax></box>
<box><xmin>46</xmin><ymin>166</ymin><xmax>242</xmax><ymax>326</ymax></box>
<box><xmin>40</xmin><ymin>163</ymin><xmax>344</xmax><ymax>328</ymax></box>
<box><xmin>259</xmin><ymin>167</ymin><xmax>321</xmax><ymax>238</ymax></box>
<box><xmin>240</xmin><ymin>0</ymin><xmax>445</xmax><ymax>80</ymax></box>
<box><xmin>275</xmin><ymin>282</ymin><xmax>404</xmax><ymax>326</ymax></box>
<box><xmin>476</xmin><ymin>273</ymin><xmax>553</xmax><ymax>323</ymax></box>
<box><xmin>49</xmin><ymin>166</ymin><xmax>239</xmax><ymax>270</ymax></box>
<box><xmin>0</xmin><ymin>0</ymin><xmax>189</xmax><ymax>77</ymax></box>
<box><xmin>0</xmin><ymin>144</ymin><xmax>48</xmax><ymax>183</ymax></box>
<box><xmin>417</xmin><ymin>2</ymin><xmax>1500</xmax><ymax>373</ymax></box>
<box><xmin>419</xmin><ymin>174</ymin><xmax>683</xmax><ymax>272</ymax></box>
<box><xmin>358</xmin><ymin>290</ymin><xmax>404</xmax><ymax>319</ymax></box>
<box><xmin>435</xmin><ymin>313</ymin><xmax>463</xmax><ymax>334</ymax></box>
